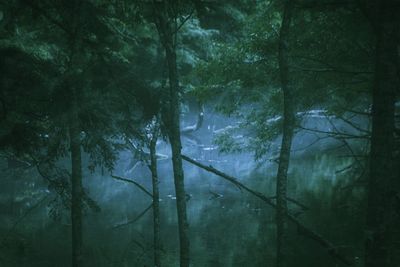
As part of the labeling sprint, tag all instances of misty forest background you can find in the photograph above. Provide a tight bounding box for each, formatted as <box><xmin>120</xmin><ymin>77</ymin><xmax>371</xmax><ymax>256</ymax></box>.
<box><xmin>0</xmin><ymin>0</ymin><xmax>399</xmax><ymax>267</ymax></box>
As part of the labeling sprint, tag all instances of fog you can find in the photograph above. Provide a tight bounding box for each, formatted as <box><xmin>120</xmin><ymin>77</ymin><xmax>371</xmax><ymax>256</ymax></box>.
<box><xmin>0</xmin><ymin>102</ymin><xmax>374</xmax><ymax>266</ymax></box>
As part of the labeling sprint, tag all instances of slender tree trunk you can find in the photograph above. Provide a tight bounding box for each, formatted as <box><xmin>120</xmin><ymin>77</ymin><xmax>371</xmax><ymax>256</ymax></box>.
<box><xmin>365</xmin><ymin>1</ymin><xmax>399</xmax><ymax>266</ymax></box>
<box><xmin>154</xmin><ymin>6</ymin><xmax>190</xmax><ymax>267</ymax></box>
<box><xmin>150</xmin><ymin>132</ymin><xmax>162</xmax><ymax>267</ymax></box>
<box><xmin>276</xmin><ymin>1</ymin><xmax>294</xmax><ymax>267</ymax></box>
<box><xmin>69</xmin><ymin>88</ymin><xmax>83</xmax><ymax>267</ymax></box>
<box><xmin>165</xmin><ymin>39</ymin><xmax>190</xmax><ymax>267</ymax></box>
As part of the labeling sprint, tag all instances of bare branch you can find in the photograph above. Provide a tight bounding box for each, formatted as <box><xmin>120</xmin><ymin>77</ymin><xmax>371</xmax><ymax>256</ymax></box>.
<box><xmin>298</xmin><ymin>125</ymin><xmax>370</xmax><ymax>140</ymax></box>
<box><xmin>112</xmin><ymin>203</ymin><xmax>153</xmax><ymax>229</ymax></box>
<box><xmin>174</xmin><ymin>8</ymin><xmax>195</xmax><ymax>34</ymax></box>
<box><xmin>111</xmin><ymin>175</ymin><xmax>153</xmax><ymax>198</ymax></box>
<box><xmin>336</xmin><ymin>115</ymin><xmax>370</xmax><ymax>134</ymax></box>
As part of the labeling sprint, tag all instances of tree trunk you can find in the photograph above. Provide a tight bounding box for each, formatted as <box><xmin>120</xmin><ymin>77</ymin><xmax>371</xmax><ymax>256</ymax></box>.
<box><xmin>365</xmin><ymin>1</ymin><xmax>399</xmax><ymax>266</ymax></box>
<box><xmin>165</xmin><ymin>39</ymin><xmax>190</xmax><ymax>267</ymax></box>
<box><xmin>69</xmin><ymin>88</ymin><xmax>83</xmax><ymax>267</ymax></box>
<box><xmin>154</xmin><ymin>7</ymin><xmax>190</xmax><ymax>267</ymax></box>
<box><xmin>276</xmin><ymin>1</ymin><xmax>294</xmax><ymax>267</ymax></box>
<box><xmin>150</xmin><ymin>132</ymin><xmax>162</xmax><ymax>267</ymax></box>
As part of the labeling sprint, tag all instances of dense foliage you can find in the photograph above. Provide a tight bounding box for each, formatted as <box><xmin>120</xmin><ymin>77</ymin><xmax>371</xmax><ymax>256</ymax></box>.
<box><xmin>0</xmin><ymin>1</ymin><xmax>399</xmax><ymax>267</ymax></box>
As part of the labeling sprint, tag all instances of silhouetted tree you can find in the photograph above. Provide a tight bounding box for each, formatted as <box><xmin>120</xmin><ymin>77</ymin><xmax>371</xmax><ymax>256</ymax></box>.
<box><xmin>364</xmin><ymin>1</ymin><xmax>400</xmax><ymax>266</ymax></box>
<box><xmin>153</xmin><ymin>2</ymin><xmax>191</xmax><ymax>265</ymax></box>
<box><xmin>276</xmin><ymin>1</ymin><xmax>295</xmax><ymax>267</ymax></box>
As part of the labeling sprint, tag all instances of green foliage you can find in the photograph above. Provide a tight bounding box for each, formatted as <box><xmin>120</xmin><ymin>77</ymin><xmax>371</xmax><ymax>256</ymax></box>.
<box><xmin>191</xmin><ymin>0</ymin><xmax>373</xmax><ymax>160</ymax></box>
<box><xmin>0</xmin><ymin>47</ymin><xmax>54</xmax><ymax>157</ymax></box>
<box><xmin>0</xmin><ymin>0</ymin><xmax>165</xmax><ymax>170</ymax></box>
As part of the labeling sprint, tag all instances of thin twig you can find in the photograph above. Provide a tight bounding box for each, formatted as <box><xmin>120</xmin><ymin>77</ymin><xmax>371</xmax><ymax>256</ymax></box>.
<box><xmin>174</xmin><ymin>8</ymin><xmax>195</xmax><ymax>34</ymax></box>
<box><xmin>112</xmin><ymin>203</ymin><xmax>153</xmax><ymax>229</ymax></box>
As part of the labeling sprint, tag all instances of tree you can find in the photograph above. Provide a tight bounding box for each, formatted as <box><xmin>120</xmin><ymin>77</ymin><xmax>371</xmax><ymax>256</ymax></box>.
<box><xmin>152</xmin><ymin>2</ymin><xmax>191</xmax><ymax>266</ymax></box>
<box><xmin>364</xmin><ymin>1</ymin><xmax>400</xmax><ymax>266</ymax></box>
<box><xmin>124</xmin><ymin>117</ymin><xmax>164</xmax><ymax>267</ymax></box>
<box><xmin>149</xmin><ymin>122</ymin><xmax>162</xmax><ymax>267</ymax></box>
<box><xmin>275</xmin><ymin>1</ymin><xmax>295</xmax><ymax>266</ymax></box>
<box><xmin>192</xmin><ymin>0</ymin><xmax>374</xmax><ymax>265</ymax></box>
<box><xmin>1</xmin><ymin>1</ymin><xmax>158</xmax><ymax>266</ymax></box>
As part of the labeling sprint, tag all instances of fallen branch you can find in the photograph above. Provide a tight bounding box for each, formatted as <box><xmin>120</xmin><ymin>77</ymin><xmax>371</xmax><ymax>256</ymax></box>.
<box><xmin>111</xmin><ymin>175</ymin><xmax>153</xmax><ymax>198</ymax></box>
<box><xmin>112</xmin><ymin>203</ymin><xmax>153</xmax><ymax>229</ymax></box>
<box><xmin>182</xmin><ymin>154</ymin><xmax>353</xmax><ymax>266</ymax></box>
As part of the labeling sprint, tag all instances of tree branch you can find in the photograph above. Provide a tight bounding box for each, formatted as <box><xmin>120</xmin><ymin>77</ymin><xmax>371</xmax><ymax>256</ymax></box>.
<box><xmin>297</xmin><ymin>125</ymin><xmax>370</xmax><ymax>140</ymax></box>
<box><xmin>112</xmin><ymin>203</ymin><xmax>153</xmax><ymax>229</ymax></box>
<box><xmin>111</xmin><ymin>175</ymin><xmax>153</xmax><ymax>198</ymax></box>
<box><xmin>173</xmin><ymin>8</ymin><xmax>195</xmax><ymax>34</ymax></box>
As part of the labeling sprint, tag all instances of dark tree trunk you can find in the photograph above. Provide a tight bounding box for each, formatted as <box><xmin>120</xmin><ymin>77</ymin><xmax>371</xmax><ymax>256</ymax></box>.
<box><xmin>165</xmin><ymin>39</ymin><xmax>190</xmax><ymax>267</ymax></box>
<box><xmin>276</xmin><ymin>1</ymin><xmax>294</xmax><ymax>267</ymax></box>
<box><xmin>69</xmin><ymin>89</ymin><xmax>83</xmax><ymax>267</ymax></box>
<box><xmin>154</xmin><ymin>6</ymin><xmax>190</xmax><ymax>267</ymax></box>
<box><xmin>150</xmin><ymin>132</ymin><xmax>162</xmax><ymax>267</ymax></box>
<box><xmin>365</xmin><ymin>1</ymin><xmax>399</xmax><ymax>266</ymax></box>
